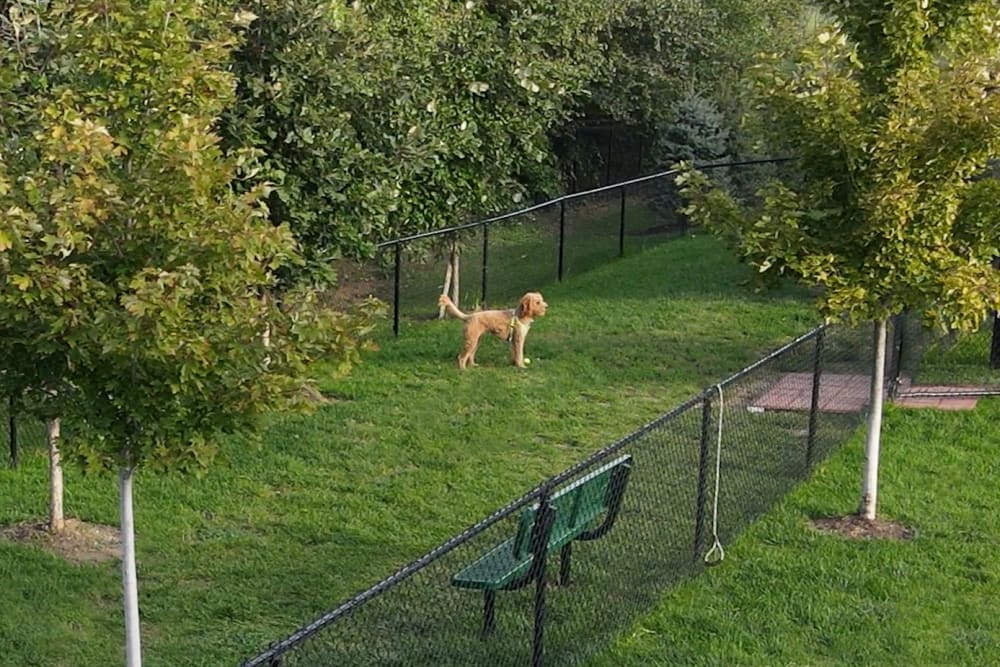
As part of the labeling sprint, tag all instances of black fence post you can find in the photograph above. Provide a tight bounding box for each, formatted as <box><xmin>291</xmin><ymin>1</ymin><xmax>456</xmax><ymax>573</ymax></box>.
<box><xmin>557</xmin><ymin>200</ymin><xmax>566</xmax><ymax>283</ymax></box>
<box><xmin>806</xmin><ymin>328</ymin><xmax>825</xmax><ymax>468</ymax></box>
<box><xmin>531</xmin><ymin>491</ymin><xmax>556</xmax><ymax>667</ymax></box>
<box><xmin>392</xmin><ymin>244</ymin><xmax>401</xmax><ymax>337</ymax></box>
<box><xmin>8</xmin><ymin>395</ymin><xmax>17</xmax><ymax>468</ymax></box>
<box><xmin>993</xmin><ymin>257</ymin><xmax>1000</xmax><ymax>370</ymax></box>
<box><xmin>887</xmin><ymin>313</ymin><xmax>905</xmax><ymax>397</ymax></box>
<box><xmin>481</xmin><ymin>225</ymin><xmax>489</xmax><ymax>307</ymax></box>
<box><xmin>618</xmin><ymin>185</ymin><xmax>627</xmax><ymax>257</ymax></box>
<box><xmin>693</xmin><ymin>392</ymin><xmax>712</xmax><ymax>563</ymax></box>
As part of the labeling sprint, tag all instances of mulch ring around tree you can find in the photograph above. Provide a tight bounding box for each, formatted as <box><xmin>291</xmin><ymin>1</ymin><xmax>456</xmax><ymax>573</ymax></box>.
<box><xmin>810</xmin><ymin>514</ymin><xmax>916</xmax><ymax>541</ymax></box>
<box><xmin>0</xmin><ymin>518</ymin><xmax>120</xmax><ymax>564</ymax></box>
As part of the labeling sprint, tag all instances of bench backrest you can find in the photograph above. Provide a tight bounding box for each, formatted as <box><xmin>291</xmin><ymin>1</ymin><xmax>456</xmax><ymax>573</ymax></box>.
<box><xmin>512</xmin><ymin>454</ymin><xmax>632</xmax><ymax>559</ymax></box>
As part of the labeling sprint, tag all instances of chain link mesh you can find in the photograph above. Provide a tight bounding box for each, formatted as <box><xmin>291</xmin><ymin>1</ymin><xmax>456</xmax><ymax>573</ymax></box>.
<box><xmin>242</xmin><ymin>325</ymin><xmax>876</xmax><ymax>667</ymax></box>
<box><xmin>889</xmin><ymin>312</ymin><xmax>1000</xmax><ymax>397</ymax></box>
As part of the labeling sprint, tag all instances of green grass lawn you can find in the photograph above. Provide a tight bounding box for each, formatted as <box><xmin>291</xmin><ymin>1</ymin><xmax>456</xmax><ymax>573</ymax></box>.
<box><xmin>0</xmin><ymin>233</ymin><xmax>817</xmax><ymax>666</ymax></box>
<box><xmin>589</xmin><ymin>399</ymin><xmax>1000</xmax><ymax>666</ymax></box>
<box><xmin>3</xmin><ymin>229</ymin><xmax>996</xmax><ymax>666</ymax></box>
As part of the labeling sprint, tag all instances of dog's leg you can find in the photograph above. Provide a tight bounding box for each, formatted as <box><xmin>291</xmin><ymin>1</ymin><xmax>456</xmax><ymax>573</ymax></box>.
<box><xmin>458</xmin><ymin>342</ymin><xmax>473</xmax><ymax>369</ymax></box>
<box><xmin>458</xmin><ymin>330</ymin><xmax>481</xmax><ymax>370</ymax></box>
<box><xmin>511</xmin><ymin>330</ymin><xmax>526</xmax><ymax>368</ymax></box>
<box><xmin>467</xmin><ymin>333</ymin><xmax>481</xmax><ymax>368</ymax></box>
<box><xmin>459</xmin><ymin>350</ymin><xmax>478</xmax><ymax>369</ymax></box>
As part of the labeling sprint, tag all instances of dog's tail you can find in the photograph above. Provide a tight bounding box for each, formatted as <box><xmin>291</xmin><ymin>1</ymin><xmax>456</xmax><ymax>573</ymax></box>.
<box><xmin>438</xmin><ymin>294</ymin><xmax>470</xmax><ymax>320</ymax></box>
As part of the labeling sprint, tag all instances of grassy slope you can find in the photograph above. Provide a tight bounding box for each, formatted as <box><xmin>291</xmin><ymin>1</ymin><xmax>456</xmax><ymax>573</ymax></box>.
<box><xmin>590</xmin><ymin>400</ymin><xmax>1000</xmax><ymax>667</ymax></box>
<box><xmin>0</xmin><ymin>234</ymin><xmax>816</xmax><ymax>666</ymax></box>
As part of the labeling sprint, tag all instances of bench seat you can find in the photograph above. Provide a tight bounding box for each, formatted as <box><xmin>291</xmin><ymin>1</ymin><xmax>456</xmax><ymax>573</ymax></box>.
<box><xmin>452</xmin><ymin>482</ymin><xmax>620</xmax><ymax>590</ymax></box>
<box><xmin>451</xmin><ymin>454</ymin><xmax>633</xmax><ymax>636</ymax></box>
<box><xmin>452</xmin><ymin>535</ymin><xmax>531</xmax><ymax>591</ymax></box>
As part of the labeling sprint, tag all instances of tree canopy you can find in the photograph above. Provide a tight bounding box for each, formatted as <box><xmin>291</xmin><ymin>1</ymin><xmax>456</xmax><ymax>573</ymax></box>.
<box><xmin>678</xmin><ymin>0</ymin><xmax>1000</xmax><ymax>522</ymax></box>
<box><xmin>680</xmin><ymin>0</ymin><xmax>1000</xmax><ymax>330</ymax></box>
<box><xmin>0</xmin><ymin>0</ymin><xmax>380</xmax><ymax>474</ymax></box>
<box><xmin>221</xmin><ymin>0</ymin><xmax>806</xmax><ymax>284</ymax></box>
<box><xmin>2</xmin><ymin>2</ymin><xmax>381</xmax><ymax>662</ymax></box>
<box><xmin>222</xmin><ymin>0</ymin><xmax>613</xmax><ymax>282</ymax></box>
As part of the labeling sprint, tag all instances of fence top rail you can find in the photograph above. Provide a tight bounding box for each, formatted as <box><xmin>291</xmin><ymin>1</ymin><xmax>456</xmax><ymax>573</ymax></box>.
<box><xmin>374</xmin><ymin>157</ymin><xmax>792</xmax><ymax>250</ymax></box>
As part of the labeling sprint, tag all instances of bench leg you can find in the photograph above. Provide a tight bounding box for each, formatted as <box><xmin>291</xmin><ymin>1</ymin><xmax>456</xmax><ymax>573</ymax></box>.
<box><xmin>559</xmin><ymin>542</ymin><xmax>573</xmax><ymax>586</ymax></box>
<box><xmin>481</xmin><ymin>590</ymin><xmax>497</xmax><ymax>638</ymax></box>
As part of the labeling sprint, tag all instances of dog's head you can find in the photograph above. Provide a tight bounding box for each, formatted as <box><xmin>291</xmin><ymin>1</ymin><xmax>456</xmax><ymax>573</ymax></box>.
<box><xmin>517</xmin><ymin>292</ymin><xmax>548</xmax><ymax>319</ymax></box>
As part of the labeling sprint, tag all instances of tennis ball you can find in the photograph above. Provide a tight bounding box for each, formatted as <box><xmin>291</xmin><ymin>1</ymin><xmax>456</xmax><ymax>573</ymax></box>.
<box><xmin>524</xmin><ymin>357</ymin><xmax>531</xmax><ymax>365</ymax></box>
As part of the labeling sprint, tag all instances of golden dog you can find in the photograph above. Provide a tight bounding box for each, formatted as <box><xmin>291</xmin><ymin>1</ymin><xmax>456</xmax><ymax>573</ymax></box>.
<box><xmin>438</xmin><ymin>292</ymin><xmax>548</xmax><ymax>369</ymax></box>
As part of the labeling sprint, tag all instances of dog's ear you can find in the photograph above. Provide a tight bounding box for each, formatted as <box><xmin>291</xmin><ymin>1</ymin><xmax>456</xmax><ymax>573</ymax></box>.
<box><xmin>517</xmin><ymin>294</ymin><xmax>531</xmax><ymax>318</ymax></box>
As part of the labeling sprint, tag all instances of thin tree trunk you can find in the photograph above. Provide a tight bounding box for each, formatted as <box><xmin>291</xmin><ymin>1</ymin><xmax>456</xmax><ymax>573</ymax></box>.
<box><xmin>438</xmin><ymin>258</ymin><xmax>453</xmax><ymax>319</ymax></box>
<box><xmin>859</xmin><ymin>318</ymin><xmax>888</xmax><ymax>520</ymax></box>
<box><xmin>438</xmin><ymin>241</ymin><xmax>461</xmax><ymax>317</ymax></box>
<box><xmin>48</xmin><ymin>418</ymin><xmax>64</xmax><ymax>534</ymax></box>
<box><xmin>450</xmin><ymin>249</ymin><xmax>460</xmax><ymax>304</ymax></box>
<box><xmin>262</xmin><ymin>321</ymin><xmax>272</xmax><ymax>370</ymax></box>
<box><xmin>261</xmin><ymin>290</ymin><xmax>272</xmax><ymax>366</ymax></box>
<box><xmin>120</xmin><ymin>465</ymin><xmax>142</xmax><ymax>667</ymax></box>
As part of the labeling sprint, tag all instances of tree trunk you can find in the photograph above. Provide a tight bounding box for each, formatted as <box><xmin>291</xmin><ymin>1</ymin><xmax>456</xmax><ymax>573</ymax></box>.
<box><xmin>120</xmin><ymin>465</ymin><xmax>142</xmax><ymax>667</ymax></box>
<box><xmin>48</xmin><ymin>418</ymin><xmax>64</xmax><ymax>534</ymax></box>
<box><xmin>450</xmin><ymin>247</ymin><xmax>460</xmax><ymax>304</ymax></box>
<box><xmin>260</xmin><ymin>290</ymin><xmax>272</xmax><ymax>364</ymax></box>
<box><xmin>437</xmin><ymin>241</ymin><xmax>461</xmax><ymax>318</ymax></box>
<box><xmin>859</xmin><ymin>318</ymin><xmax>888</xmax><ymax>520</ymax></box>
<box><xmin>262</xmin><ymin>321</ymin><xmax>272</xmax><ymax>369</ymax></box>
<box><xmin>438</xmin><ymin>259</ymin><xmax>453</xmax><ymax>319</ymax></box>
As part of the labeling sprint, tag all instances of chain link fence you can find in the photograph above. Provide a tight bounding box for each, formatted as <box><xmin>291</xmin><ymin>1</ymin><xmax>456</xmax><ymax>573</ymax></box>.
<box><xmin>333</xmin><ymin>158</ymin><xmax>790</xmax><ymax>335</ymax></box>
<box><xmin>2</xmin><ymin>397</ymin><xmax>47</xmax><ymax>468</ymax></box>
<box><xmin>888</xmin><ymin>312</ymin><xmax>1000</xmax><ymax>398</ymax></box>
<box><xmin>241</xmin><ymin>323</ymin><xmax>875</xmax><ymax>667</ymax></box>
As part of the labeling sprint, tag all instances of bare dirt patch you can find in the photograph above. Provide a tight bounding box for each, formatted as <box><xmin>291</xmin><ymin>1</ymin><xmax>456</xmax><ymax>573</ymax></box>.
<box><xmin>811</xmin><ymin>514</ymin><xmax>915</xmax><ymax>541</ymax></box>
<box><xmin>0</xmin><ymin>518</ymin><xmax>120</xmax><ymax>564</ymax></box>
<box><xmin>321</xmin><ymin>260</ymin><xmax>390</xmax><ymax>311</ymax></box>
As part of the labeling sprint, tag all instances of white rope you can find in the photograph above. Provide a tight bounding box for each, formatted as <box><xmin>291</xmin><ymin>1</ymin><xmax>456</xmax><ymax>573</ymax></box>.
<box><xmin>704</xmin><ymin>383</ymin><xmax>725</xmax><ymax>566</ymax></box>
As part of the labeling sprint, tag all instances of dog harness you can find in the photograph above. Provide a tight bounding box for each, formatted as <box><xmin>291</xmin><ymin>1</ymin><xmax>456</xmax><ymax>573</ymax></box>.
<box><xmin>506</xmin><ymin>315</ymin><xmax>530</xmax><ymax>343</ymax></box>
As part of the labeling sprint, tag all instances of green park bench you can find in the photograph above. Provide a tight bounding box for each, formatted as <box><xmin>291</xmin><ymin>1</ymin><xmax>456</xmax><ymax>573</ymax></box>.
<box><xmin>451</xmin><ymin>454</ymin><xmax>633</xmax><ymax>637</ymax></box>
